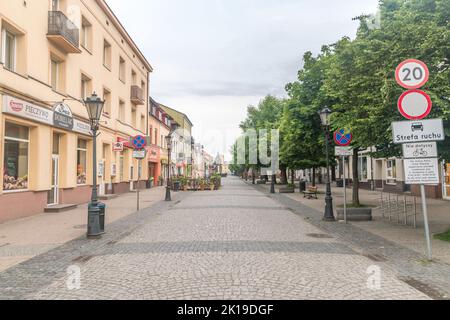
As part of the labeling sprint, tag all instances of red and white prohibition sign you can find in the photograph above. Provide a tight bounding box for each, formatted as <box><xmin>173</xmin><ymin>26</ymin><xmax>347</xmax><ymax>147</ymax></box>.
<box><xmin>397</xmin><ymin>89</ymin><xmax>432</xmax><ymax>120</ymax></box>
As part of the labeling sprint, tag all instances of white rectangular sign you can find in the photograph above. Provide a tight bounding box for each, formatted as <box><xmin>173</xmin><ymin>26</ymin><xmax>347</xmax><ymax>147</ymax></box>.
<box><xmin>392</xmin><ymin>119</ymin><xmax>445</xmax><ymax>144</ymax></box>
<box><xmin>133</xmin><ymin>150</ymin><xmax>147</xmax><ymax>159</ymax></box>
<box><xmin>402</xmin><ymin>142</ymin><xmax>438</xmax><ymax>159</ymax></box>
<box><xmin>404</xmin><ymin>158</ymin><xmax>440</xmax><ymax>185</ymax></box>
<box><xmin>335</xmin><ymin>147</ymin><xmax>353</xmax><ymax>156</ymax></box>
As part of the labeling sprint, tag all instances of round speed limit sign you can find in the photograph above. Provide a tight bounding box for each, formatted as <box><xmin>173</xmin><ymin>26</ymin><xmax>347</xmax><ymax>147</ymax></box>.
<box><xmin>395</xmin><ymin>59</ymin><xmax>429</xmax><ymax>89</ymax></box>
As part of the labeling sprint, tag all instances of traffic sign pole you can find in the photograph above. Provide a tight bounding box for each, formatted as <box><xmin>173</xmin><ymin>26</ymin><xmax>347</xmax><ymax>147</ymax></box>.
<box><xmin>420</xmin><ymin>184</ymin><xmax>433</xmax><ymax>261</ymax></box>
<box><xmin>343</xmin><ymin>156</ymin><xmax>347</xmax><ymax>224</ymax></box>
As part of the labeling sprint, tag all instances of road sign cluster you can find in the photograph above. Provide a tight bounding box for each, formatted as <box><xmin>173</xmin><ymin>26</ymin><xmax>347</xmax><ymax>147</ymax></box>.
<box><xmin>393</xmin><ymin>59</ymin><xmax>443</xmax><ymax>186</ymax></box>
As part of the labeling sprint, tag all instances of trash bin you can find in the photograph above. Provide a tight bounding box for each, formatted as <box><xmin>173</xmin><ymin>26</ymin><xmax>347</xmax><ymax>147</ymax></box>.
<box><xmin>98</xmin><ymin>202</ymin><xmax>106</xmax><ymax>233</ymax></box>
<box><xmin>336</xmin><ymin>179</ymin><xmax>344</xmax><ymax>188</ymax></box>
<box><xmin>299</xmin><ymin>181</ymin><xmax>306</xmax><ymax>193</ymax></box>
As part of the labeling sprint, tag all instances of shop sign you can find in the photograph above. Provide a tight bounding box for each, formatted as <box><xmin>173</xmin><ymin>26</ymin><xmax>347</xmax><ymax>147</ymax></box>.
<box><xmin>113</xmin><ymin>142</ymin><xmax>124</xmax><ymax>152</ymax></box>
<box><xmin>53</xmin><ymin>103</ymin><xmax>74</xmax><ymax>130</ymax></box>
<box><xmin>3</xmin><ymin>95</ymin><xmax>52</xmax><ymax>125</ymax></box>
<box><xmin>147</xmin><ymin>146</ymin><xmax>160</xmax><ymax>162</ymax></box>
<box><xmin>3</xmin><ymin>95</ymin><xmax>91</xmax><ymax>135</ymax></box>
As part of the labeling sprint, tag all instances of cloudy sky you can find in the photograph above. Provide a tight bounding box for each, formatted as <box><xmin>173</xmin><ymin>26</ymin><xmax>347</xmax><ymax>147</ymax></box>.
<box><xmin>106</xmin><ymin>0</ymin><xmax>379</xmax><ymax>160</ymax></box>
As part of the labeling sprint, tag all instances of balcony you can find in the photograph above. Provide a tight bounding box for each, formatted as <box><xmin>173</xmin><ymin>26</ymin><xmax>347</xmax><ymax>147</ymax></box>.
<box><xmin>47</xmin><ymin>11</ymin><xmax>81</xmax><ymax>54</ymax></box>
<box><xmin>131</xmin><ymin>85</ymin><xmax>145</xmax><ymax>105</ymax></box>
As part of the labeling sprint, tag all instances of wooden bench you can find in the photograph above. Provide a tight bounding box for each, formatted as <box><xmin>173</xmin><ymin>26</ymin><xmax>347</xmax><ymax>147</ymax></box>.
<box><xmin>303</xmin><ymin>186</ymin><xmax>319</xmax><ymax>199</ymax></box>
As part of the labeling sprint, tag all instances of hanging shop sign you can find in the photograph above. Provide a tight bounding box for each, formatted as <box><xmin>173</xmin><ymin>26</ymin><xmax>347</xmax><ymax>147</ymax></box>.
<box><xmin>113</xmin><ymin>142</ymin><xmax>124</xmax><ymax>152</ymax></box>
<box><xmin>53</xmin><ymin>103</ymin><xmax>74</xmax><ymax>130</ymax></box>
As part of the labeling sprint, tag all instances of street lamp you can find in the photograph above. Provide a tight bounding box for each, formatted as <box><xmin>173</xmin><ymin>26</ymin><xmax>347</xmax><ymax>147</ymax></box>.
<box><xmin>165</xmin><ymin>134</ymin><xmax>173</xmax><ymax>201</ymax></box>
<box><xmin>165</xmin><ymin>124</ymin><xmax>179</xmax><ymax>201</ymax></box>
<box><xmin>84</xmin><ymin>93</ymin><xmax>105</xmax><ymax>237</ymax></box>
<box><xmin>319</xmin><ymin>107</ymin><xmax>335</xmax><ymax>222</ymax></box>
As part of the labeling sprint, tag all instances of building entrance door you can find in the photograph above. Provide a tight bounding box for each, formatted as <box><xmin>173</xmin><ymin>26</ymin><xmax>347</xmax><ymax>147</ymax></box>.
<box><xmin>48</xmin><ymin>155</ymin><xmax>59</xmax><ymax>206</ymax></box>
<box><xmin>443</xmin><ymin>161</ymin><xmax>450</xmax><ymax>200</ymax></box>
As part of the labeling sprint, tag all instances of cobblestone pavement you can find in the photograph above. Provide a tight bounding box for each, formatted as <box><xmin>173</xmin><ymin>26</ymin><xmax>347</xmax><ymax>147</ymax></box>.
<box><xmin>0</xmin><ymin>177</ymin><xmax>442</xmax><ymax>300</ymax></box>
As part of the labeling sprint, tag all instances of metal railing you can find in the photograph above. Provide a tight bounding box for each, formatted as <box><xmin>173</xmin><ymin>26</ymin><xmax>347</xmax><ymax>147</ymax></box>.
<box><xmin>375</xmin><ymin>192</ymin><xmax>421</xmax><ymax>228</ymax></box>
<box><xmin>131</xmin><ymin>85</ymin><xmax>144</xmax><ymax>104</ymax></box>
<box><xmin>47</xmin><ymin>11</ymin><xmax>79</xmax><ymax>48</ymax></box>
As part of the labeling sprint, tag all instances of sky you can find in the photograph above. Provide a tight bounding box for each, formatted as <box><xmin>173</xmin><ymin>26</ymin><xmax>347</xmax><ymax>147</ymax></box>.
<box><xmin>106</xmin><ymin>0</ymin><xmax>380</xmax><ymax>161</ymax></box>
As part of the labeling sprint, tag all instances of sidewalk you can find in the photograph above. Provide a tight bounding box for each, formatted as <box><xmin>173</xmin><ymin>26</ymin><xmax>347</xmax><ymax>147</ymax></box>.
<box><xmin>0</xmin><ymin>187</ymin><xmax>171</xmax><ymax>272</ymax></box>
<box><xmin>257</xmin><ymin>182</ymin><xmax>450</xmax><ymax>264</ymax></box>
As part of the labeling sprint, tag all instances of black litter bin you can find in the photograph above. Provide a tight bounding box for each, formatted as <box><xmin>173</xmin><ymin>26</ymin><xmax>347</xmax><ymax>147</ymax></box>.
<box><xmin>336</xmin><ymin>179</ymin><xmax>344</xmax><ymax>188</ymax></box>
<box><xmin>299</xmin><ymin>181</ymin><xmax>306</xmax><ymax>193</ymax></box>
<box><xmin>98</xmin><ymin>202</ymin><xmax>106</xmax><ymax>233</ymax></box>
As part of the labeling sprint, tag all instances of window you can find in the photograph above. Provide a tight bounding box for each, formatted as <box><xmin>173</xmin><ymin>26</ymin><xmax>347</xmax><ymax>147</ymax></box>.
<box><xmin>103</xmin><ymin>39</ymin><xmax>111</xmax><ymax>69</ymax></box>
<box><xmin>50</xmin><ymin>59</ymin><xmax>58</xmax><ymax>90</ymax></box>
<box><xmin>77</xmin><ymin>139</ymin><xmax>87</xmax><ymax>185</ymax></box>
<box><xmin>81</xmin><ymin>74</ymin><xmax>92</xmax><ymax>100</ymax></box>
<box><xmin>154</xmin><ymin>128</ymin><xmax>158</xmax><ymax>145</ymax></box>
<box><xmin>119</xmin><ymin>153</ymin><xmax>124</xmax><ymax>181</ymax></box>
<box><xmin>358</xmin><ymin>157</ymin><xmax>368</xmax><ymax>182</ymax></box>
<box><xmin>2</xmin><ymin>29</ymin><xmax>16</xmax><ymax>71</ymax></box>
<box><xmin>141</xmin><ymin>115</ymin><xmax>145</xmax><ymax>132</ymax></box>
<box><xmin>119</xmin><ymin>100</ymin><xmax>125</xmax><ymax>121</ymax></box>
<box><xmin>80</xmin><ymin>17</ymin><xmax>92</xmax><ymax>51</ymax></box>
<box><xmin>131</xmin><ymin>106</ymin><xmax>137</xmax><ymax>128</ymax></box>
<box><xmin>386</xmin><ymin>159</ymin><xmax>397</xmax><ymax>185</ymax></box>
<box><xmin>3</xmin><ymin>123</ymin><xmax>29</xmax><ymax>191</ymax></box>
<box><xmin>131</xmin><ymin>70</ymin><xmax>137</xmax><ymax>85</ymax></box>
<box><xmin>103</xmin><ymin>89</ymin><xmax>111</xmax><ymax>116</ymax></box>
<box><xmin>119</xmin><ymin>56</ymin><xmax>125</xmax><ymax>82</ymax></box>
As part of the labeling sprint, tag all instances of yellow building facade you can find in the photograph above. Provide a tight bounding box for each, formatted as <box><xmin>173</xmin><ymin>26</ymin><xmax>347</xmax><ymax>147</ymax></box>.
<box><xmin>0</xmin><ymin>0</ymin><xmax>152</xmax><ymax>222</ymax></box>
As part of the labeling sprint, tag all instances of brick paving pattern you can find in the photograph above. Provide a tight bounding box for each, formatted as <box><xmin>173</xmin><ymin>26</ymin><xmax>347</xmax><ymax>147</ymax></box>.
<box><xmin>0</xmin><ymin>178</ymin><xmax>445</xmax><ymax>300</ymax></box>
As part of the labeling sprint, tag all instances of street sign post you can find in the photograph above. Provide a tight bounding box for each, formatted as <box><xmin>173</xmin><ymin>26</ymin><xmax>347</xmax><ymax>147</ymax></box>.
<box><xmin>334</xmin><ymin>130</ymin><xmax>353</xmax><ymax>224</ymax></box>
<box><xmin>392</xmin><ymin>119</ymin><xmax>445</xmax><ymax>144</ymax></box>
<box><xmin>398</xmin><ymin>90</ymin><xmax>432</xmax><ymax>120</ymax></box>
<box><xmin>402</xmin><ymin>142</ymin><xmax>438</xmax><ymax>159</ymax></box>
<box><xmin>395</xmin><ymin>59</ymin><xmax>430</xmax><ymax>89</ymax></box>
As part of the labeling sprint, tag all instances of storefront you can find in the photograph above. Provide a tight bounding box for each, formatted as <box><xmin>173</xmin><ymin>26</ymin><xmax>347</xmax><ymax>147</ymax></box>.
<box><xmin>147</xmin><ymin>146</ymin><xmax>161</xmax><ymax>187</ymax></box>
<box><xmin>443</xmin><ymin>161</ymin><xmax>450</xmax><ymax>200</ymax></box>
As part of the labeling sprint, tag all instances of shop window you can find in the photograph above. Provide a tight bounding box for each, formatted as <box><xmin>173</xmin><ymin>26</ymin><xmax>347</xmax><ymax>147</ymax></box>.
<box><xmin>77</xmin><ymin>139</ymin><xmax>87</xmax><ymax>185</ymax></box>
<box><xmin>119</xmin><ymin>153</ymin><xmax>124</xmax><ymax>181</ymax></box>
<box><xmin>386</xmin><ymin>159</ymin><xmax>397</xmax><ymax>185</ymax></box>
<box><xmin>3</xmin><ymin>122</ymin><xmax>29</xmax><ymax>191</ymax></box>
<box><xmin>358</xmin><ymin>157</ymin><xmax>368</xmax><ymax>182</ymax></box>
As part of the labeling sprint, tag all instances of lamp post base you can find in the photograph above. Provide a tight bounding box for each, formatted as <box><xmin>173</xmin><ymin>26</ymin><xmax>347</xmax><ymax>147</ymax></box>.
<box><xmin>165</xmin><ymin>186</ymin><xmax>172</xmax><ymax>201</ymax></box>
<box><xmin>323</xmin><ymin>183</ymin><xmax>336</xmax><ymax>222</ymax></box>
<box><xmin>87</xmin><ymin>204</ymin><xmax>104</xmax><ymax>238</ymax></box>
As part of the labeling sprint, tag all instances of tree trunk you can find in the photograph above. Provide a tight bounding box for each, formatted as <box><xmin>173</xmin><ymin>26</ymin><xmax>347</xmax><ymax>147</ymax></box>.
<box><xmin>312</xmin><ymin>167</ymin><xmax>316</xmax><ymax>187</ymax></box>
<box><xmin>352</xmin><ymin>148</ymin><xmax>360</xmax><ymax>206</ymax></box>
<box><xmin>291</xmin><ymin>169</ymin><xmax>295</xmax><ymax>184</ymax></box>
<box><xmin>280</xmin><ymin>165</ymin><xmax>288</xmax><ymax>185</ymax></box>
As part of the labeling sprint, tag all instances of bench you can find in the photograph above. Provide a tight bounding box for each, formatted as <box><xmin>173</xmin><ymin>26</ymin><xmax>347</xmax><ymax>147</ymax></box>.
<box><xmin>303</xmin><ymin>186</ymin><xmax>319</xmax><ymax>199</ymax></box>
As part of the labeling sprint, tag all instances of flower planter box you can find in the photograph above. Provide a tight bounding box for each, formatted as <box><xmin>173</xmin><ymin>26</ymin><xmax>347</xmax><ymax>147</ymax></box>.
<box><xmin>279</xmin><ymin>187</ymin><xmax>295</xmax><ymax>194</ymax></box>
<box><xmin>336</xmin><ymin>208</ymin><xmax>373</xmax><ymax>222</ymax></box>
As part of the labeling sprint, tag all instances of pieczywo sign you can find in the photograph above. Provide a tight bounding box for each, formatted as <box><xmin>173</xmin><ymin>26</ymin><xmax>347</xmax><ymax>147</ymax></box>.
<box><xmin>395</xmin><ymin>59</ymin><xmax>430</xmax><ymax>89</ymax></box>
<box><xmin>397</xmin><ymin>90</ymin><xmax>432</xmax><ymax>120</ymax></box>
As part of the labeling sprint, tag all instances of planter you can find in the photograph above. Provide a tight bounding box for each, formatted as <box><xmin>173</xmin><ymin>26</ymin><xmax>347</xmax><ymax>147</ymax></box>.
<box><xmin>256</xmin><ymin>180</ymin><xmax>266</xmax><ymax>185</ymax></box>
<box><xmin>279</xmin><ymin>187</ymin><xmax>295</xmax><ymax>194</ymax></box>
<box><xmin>210</xmin><ymin>184</ymin><xmax>215</xmax><ymax>191</ymax></box>
<box><xmin>182</xmin><ymin>186</ymin><xmax>188</xmax><ymax>191</ymax></box>
<box><xmin>199</xmin><ymin>185</ymin><xmax>205</xmax><ymax>191</ymax></box>
<box><xmin>336</xmin><ymin>207</ymin><xmax>373</xmax><ymax>221</ymax></box>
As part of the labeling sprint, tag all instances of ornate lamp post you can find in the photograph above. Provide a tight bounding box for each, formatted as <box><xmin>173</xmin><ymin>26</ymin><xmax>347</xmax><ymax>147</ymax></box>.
<box><xmin>84</xmin><ymin>93</ymin><xmax>105</xmax><ymax>237</ymax></box>
<box><xmin>319</xmin><ymin>107</ymin><xmax>335</xmax><ymax>222</ymax></box>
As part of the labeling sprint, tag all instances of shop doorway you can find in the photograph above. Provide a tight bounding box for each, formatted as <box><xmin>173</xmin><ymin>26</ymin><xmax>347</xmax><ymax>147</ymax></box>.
<box><xmin>48</xmin><ymin>155</ymin><xmax>60</xmax><ymax>205</ymax></box>
<box><xmin>443</xmin><ymin>161</ymin><xmax>450</xmax><ymax>200</ymax></box>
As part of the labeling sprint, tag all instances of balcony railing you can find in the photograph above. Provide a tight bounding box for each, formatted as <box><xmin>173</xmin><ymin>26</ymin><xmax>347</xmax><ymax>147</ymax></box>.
<box><xmin>131</xmin><ymin>85</ymin><xmax>145</xmax><ymax>105</ymax></box>
<box><xmin>47</xmin><ymin>11</ymin><xmax>80</xmax><ymax>53</ymax></box>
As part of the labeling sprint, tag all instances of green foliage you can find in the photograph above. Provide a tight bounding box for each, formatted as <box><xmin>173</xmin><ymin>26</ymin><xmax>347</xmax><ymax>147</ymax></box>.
<box><xmin>434</xmin><ymin>229</ymin><xmax>450</xmax><ymax>242</ymax></box>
